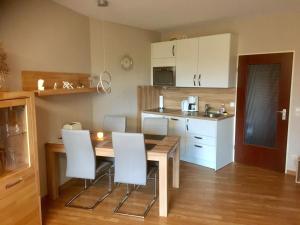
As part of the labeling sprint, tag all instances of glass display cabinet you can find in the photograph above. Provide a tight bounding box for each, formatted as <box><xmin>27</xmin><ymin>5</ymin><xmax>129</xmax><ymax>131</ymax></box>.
<box><xmin>0</xmin><ymin>92</ymin><xmax>41</xmax><ymax>225</ymax></box>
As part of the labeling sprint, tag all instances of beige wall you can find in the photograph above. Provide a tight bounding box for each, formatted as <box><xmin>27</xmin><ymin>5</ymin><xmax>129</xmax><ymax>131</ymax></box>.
<box><xmin>0</xmin><ymin>0</ymin><xmax>92</xmax><ymax>195</ymax></box>
<box><xmin>162</xmin><ymin>12</ymin><xmax>300</xmax><ymax>171</ymax></box>
<box><xmin>89</xmin><ymin>18</ymin><xmax>160</xmax><ymax>132</ymax></box>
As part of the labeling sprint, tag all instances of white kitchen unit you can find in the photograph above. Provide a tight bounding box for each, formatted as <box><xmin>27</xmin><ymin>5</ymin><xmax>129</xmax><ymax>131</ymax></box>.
<box><xmin>151</xmin><ymin>33</ymin><xmax>236</xmax><ymax>88</ymax></box>
<box><xmin>185</xmin><ymin>117</ymin><xmax>234</xmax><ymax>170</ymax></box>
<box><xmin>197</xmin><ymin>34</ymin><xmax>236</xmax><ymax>88</ymax></box>
<box><xmin>141</xmin><ymin>112</ymin><xmax>234</xmax><ymax>170</ymax></box>
<box><xmin>175</xmin><ymin>37</ymin><xmax>199</xmax><ymax>87</ymax></box>
<box><xmin>176</xmin><ymin>33</ymin><xmax>236</xmax><ymax>88</ymax></box>
<box><xmin>166</xmin><ymin>116</ymin><xmax>187</xmax><ymax>159</ymax></box>
<box><xmin>151</xmin><ymin>41</ymin><xmax>176</xmax><ymax>59</ymax></box>
<box><xmin>141</xmin><ymin>113</ymin><xmax>187</xmax><ymax>159</ymax></box>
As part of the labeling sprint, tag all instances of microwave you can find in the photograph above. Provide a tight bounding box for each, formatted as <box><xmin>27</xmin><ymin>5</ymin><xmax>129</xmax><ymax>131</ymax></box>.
<box><xmin>153</xmin><ymin>66</ymin><xmax>176</xmax><ymax>87</ymax></box>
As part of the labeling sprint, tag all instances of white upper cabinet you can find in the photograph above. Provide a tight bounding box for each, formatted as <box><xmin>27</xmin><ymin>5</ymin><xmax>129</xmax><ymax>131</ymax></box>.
<box><xmin>151</xmin><ymin>41</ymin><xmax>176</xmax><ymax>59</ymax></box>
<box><xmin>173</xmin><ymin>33</ymin><xmax>236</xmax><ymax>88</ymax></box>
<box><xmin>197</xmin><ymin>33</ymin><xmax>234</xmax><ymax>88</ymax></box>
<box><xmin>176</xmin><ymin>38</ymin><xmax>199</xmax><ymax>87</ymax></box>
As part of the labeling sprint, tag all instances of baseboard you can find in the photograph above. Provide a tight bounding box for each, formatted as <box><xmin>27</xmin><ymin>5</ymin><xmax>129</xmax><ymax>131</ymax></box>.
<box><xmin>286</xmin><ymin>170</ymin><xmax>296</xmax><ymax>176</ymax></box>
<box><xmin>41</xmin><ymin>195</ymin><xmax>49</xmax><ymax>224</ymax></box>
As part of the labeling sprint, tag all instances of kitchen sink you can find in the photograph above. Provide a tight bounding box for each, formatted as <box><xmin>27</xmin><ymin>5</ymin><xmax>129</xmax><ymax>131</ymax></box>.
<box><xmin>202</xmin><ymin>112</ymin><xmax>222</xmax><ymax>118</ymax></box>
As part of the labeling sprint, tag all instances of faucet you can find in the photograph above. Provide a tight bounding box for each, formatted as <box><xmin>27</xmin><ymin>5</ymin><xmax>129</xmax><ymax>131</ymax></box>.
<box><xmin>204</xmin><ymin>104</ymin><xmax>211</xmax><ymax>116</ymax></box>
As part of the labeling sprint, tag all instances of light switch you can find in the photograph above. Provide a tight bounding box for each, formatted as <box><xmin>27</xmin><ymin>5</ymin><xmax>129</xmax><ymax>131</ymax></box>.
<box><xmin>295</xmin><ymin>107</ymin><xmax>300</xmax><ymax>117</ymax></box>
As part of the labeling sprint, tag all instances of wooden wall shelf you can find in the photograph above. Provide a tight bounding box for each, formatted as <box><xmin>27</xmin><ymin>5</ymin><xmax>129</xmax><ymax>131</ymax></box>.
<box><xmin>22</xmin><ymin>71</ymin><xmax>100</xmax><ymax>97</ymax></box>
<box><xmin>34</xmin><ymin>87</ymin><xmax>98</xmax><ymax>96</ymax></box>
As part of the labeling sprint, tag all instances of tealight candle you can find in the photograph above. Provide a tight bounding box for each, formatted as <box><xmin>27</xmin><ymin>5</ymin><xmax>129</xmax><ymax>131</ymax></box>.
<box><xmin>97</xmin><ymin>132</ymin><xmax>104</xmax><ymax>140</ymax></box>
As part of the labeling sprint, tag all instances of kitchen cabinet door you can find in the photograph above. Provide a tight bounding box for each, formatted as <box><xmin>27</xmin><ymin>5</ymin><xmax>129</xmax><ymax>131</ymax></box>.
<box><xmin>186</xmin><ymin>118</ymin><xmax>217</xmax><ymax>137</ymax></box>
<box><xmin>176</xmin><ymin>38</ymin><xmax>199</xmax><ymax>87</ymax></box>
<box><xmin>197</xmin><ymin>33</ymin><xmax>234</xmax><ymax>88</ymax></box>
<box><xmin>167</xmin><ymin>116</ymin><xmax>186</xmax><ymax>159</ymax></box>
<box><xmin>151</xmin><ymin>41</ymin><xmax>176</xmax><ymax>59</ymax></box>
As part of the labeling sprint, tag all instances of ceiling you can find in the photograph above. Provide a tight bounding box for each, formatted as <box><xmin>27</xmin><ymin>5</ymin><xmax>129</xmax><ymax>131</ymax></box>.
<box><xmin>53</xmin><ymin>0</ymin><xmax>300</xmax><ymax>31</ymax></box>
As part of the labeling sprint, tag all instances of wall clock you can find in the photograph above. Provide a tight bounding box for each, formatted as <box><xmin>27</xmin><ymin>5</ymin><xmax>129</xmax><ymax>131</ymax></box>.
<box><xmin>120</xmin><ymin>55</ymin><xmax>133</xmax><ymax>71</ymax></box>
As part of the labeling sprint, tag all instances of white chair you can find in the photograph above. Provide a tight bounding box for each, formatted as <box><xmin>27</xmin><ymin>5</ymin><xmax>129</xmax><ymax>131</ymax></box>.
<box><xmin>103</xmin><ymin>115</ymin><xmax>126</xmax><ymax>132</ymax></box>
<box><xmin>62</xmin><ymin>129</ymin><xmax>113</xmax><ymax>209</ymax></box>
<box><xmin>143</xmin><ymin>117</ymin><xmax>168</xmax><ymax>135</ymax></box>
<box><xmin>112</xmin><ymin>132</ymin><xmax>157</xmax><ymax>218</ymax></box>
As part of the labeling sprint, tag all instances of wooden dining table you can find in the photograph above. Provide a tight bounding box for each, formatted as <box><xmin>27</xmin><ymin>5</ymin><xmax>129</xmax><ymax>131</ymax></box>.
<box><xmin>45</xmin><ymin>133</ymin><xmax>180</xmax><ymax>217</ymax></box>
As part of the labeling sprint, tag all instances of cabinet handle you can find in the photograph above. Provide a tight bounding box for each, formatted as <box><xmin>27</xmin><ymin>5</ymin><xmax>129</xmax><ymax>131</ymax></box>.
<box><xmin>194</xmin><ymin>136</ymin><xmax>203</xmax><ymax>139</ymax></box>
<box><xmin>194</xmin><ymin>145</ymin><xmax>203</xmax><ymax>148</ymax></box>
<box><xmin>198</xmin><ymin>74</ymin><xmax>201</xmax><ymax>86</ymax></box>
<box><xmin>171</xmin><ymin>118</ymin><xmax>178</xmax><ymax>121</ymax></box>
<box><xmin>186</xmin><ymin>124</ymin><xmax>189</xmax><ymax>131</ymax></box>
<box><xmin>172</xmin><ymin>45</ymin><xmax>175</xmax><ymax>56</ymax></box>
<box><xmin>193</xmin><ymin>74</ymin><xmax>196</xmax><ymax>86</ymax></box>
<box><xmin>6</xmin><ymin>177</ymin><xmax>23</xmax><ymax>189</ymax></box>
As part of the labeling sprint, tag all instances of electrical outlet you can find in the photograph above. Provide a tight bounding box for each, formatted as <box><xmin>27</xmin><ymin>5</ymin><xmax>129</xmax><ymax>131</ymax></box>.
<box><xmin>230</xmin><ymin>102</ymin><xmax>235</xmax><ymax>108</ymax></box>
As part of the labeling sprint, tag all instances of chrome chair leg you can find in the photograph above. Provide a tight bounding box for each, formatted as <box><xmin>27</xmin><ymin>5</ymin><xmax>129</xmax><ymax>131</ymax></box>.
<box><xmin>113</xmin><ymin>167</ymin><xmax>158</xmax><ymax>218</ymax></box>
<box><xmin>65</xmin><ymin>166</ymin><xmax>113</xmax><ymax>210</ymax></box>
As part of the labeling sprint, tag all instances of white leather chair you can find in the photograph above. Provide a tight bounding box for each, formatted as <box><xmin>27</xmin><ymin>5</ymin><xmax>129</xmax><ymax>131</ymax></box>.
<box><xmin>103</xmin><ymin>115</ymin><xmax>126</xmax><ymax>133</ymax></box>
<box><xmin>143</xmin><ymin>117</ymin><xmax>168</xmax><ymax>135</ymax></box>
<box><xmin>62</xmin><ymin>129</ymin><xmax>113</xmax><ymax>209</ymax></box>
<box><xmin>112</xmin><ymin>132</ymin><xmax>157</xmax><ymax>218</ymax></box>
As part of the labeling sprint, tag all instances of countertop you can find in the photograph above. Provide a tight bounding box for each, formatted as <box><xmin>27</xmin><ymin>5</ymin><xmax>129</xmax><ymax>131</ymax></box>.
<box><xmin>143</xmin><ymin>108</ymin><xmax>235</xmax><ymax>121</ymax></box>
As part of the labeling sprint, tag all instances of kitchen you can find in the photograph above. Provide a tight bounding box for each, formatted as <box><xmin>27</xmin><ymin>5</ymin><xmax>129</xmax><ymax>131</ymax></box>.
<box><xmin>1</xmin><ymin>0</ymin><xmax>300</xmax><ymax>225</ymax></box>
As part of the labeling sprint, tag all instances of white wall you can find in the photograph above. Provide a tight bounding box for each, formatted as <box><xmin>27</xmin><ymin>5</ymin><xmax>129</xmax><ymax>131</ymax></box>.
<box><xmin>162</xmin><ymin>12</ymin><xmax>300</xmax><ymax>171</ymax></box>
<box><xmin>89</xmin><ymin>18</ymin><xmax>160</xmax><ymax>132</ymax></box>
<box><xmin>0</xmin><ymin>0</ymin><xmax>92</xmax><ymax>195</ymax></box>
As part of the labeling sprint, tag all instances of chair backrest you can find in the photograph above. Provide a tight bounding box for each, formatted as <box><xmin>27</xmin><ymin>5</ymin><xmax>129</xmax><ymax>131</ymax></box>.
<box><xmin>61</xmin><ymin>129</ymin><xmax>96</xmax><ymax>180</ymax></box>
<box><xmin>112</xmin><ymin>132</ymin><xmax>147</xmax><ymax>185</ymax></box>
<box><xmin>143</xmin><ymin>117</ymin><xmax>168</xmax><ymax>135</ymax></box>
<box><xmin>103</xmin><ymin>115</ymin><xmax>126</xmax><ymax>132</ymax></box>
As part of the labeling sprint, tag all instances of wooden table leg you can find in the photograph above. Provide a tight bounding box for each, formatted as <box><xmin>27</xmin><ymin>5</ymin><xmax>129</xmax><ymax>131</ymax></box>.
<box><xmin>159</xmin><ymin>155</ymin><xmax>168</xmax><ymax>217</ymax></box>
<box><xmin>172</xmin><ymin>143</ymin><xmax>180</xmax><ymax>188</ymax></box>
<box><xmin>46</xmin><ymin>147</ymin><xmax>59</xmax><ymax>200</ymax></box>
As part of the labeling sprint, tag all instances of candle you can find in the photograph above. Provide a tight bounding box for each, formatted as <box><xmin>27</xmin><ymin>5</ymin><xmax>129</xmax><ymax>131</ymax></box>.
<box><xmin>97</xmin><ymin>132</ymin><xmax>104</xmax><ymax>140</ymax></box>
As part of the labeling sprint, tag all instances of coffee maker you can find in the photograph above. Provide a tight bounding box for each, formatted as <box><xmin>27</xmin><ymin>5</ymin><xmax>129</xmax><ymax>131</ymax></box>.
<box><xmin>187</xmin><ymin>96</ymin><xmax>199</xmax><ymax>112</ymax></box>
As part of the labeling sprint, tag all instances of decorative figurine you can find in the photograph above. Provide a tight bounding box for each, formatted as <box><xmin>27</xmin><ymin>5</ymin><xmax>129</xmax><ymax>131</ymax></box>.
<box><xmin>37</xmin><ymin>79</ymin><xmax>45</xmax><ymax>91</ymax></box>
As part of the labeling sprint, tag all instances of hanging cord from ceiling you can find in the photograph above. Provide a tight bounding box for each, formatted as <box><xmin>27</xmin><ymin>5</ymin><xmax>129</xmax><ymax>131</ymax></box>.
<box><xmin>97</xmin><ymin>20</ymin><xmax>112</xmax><ymax>94</ymax></box>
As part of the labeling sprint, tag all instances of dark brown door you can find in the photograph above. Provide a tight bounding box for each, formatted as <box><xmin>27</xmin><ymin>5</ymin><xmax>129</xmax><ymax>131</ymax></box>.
<box><xmin>235</xmin><ymin>53</ymin><xmax>293</xmax><ymax>172</ymax></box>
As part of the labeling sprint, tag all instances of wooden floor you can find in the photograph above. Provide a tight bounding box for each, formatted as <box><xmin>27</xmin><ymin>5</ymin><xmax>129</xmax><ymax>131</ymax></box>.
<box><xmin>44</xmin><ymin>162</ymin><xmax>300</xmax><ymax>225</ymax></box>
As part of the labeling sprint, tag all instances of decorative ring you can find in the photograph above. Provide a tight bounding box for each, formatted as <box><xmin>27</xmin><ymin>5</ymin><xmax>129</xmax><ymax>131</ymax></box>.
<box><xmin>97</xmin><ymin>70</ymin><xmax>112</xmax><ymax>94</ymax></box>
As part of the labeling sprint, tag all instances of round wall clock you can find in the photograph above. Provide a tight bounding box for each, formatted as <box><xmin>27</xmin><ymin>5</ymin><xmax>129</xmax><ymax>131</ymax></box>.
<box><xmin>120</xmin><ymin>55</ymin><xmax>133</xmax><ymax>71</ymax></box>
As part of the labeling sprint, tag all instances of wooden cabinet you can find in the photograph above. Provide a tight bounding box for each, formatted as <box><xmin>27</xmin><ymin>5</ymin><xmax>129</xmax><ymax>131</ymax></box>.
<box><xmin>152</xmin><ymin>33</ymin><xmax>236</xmax><ymax>88</ymax></box>
<box><xmin>0</xmin><ymin>92</ymin><xmax>41</xmax><ymax>225</ymax></box>
<box><xmin>151</xmin><ymin>41</ymin><xmax>176</xmax><ymax>59</ymax></box>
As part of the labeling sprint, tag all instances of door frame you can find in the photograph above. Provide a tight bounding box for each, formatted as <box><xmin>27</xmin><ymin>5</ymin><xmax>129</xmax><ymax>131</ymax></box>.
<box><xmin>234</xmin><ymin>50</ymin><xmax>296</xmax><ymax>173</ymax></box>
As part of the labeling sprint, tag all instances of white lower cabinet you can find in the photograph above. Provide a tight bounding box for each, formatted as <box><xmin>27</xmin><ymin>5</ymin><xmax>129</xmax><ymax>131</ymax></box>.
<box><xmin>166</xmin><ymin>116</ymin><xmax>186</xmax><ymax>160</ymax></box>
<box><xmin>185</xmin><ymin>118</ymin><xmax>234</xmax><ymax>170</ymax></box>
<box><xmin>141</xmin><ymin>113</ymin><xmax>234</xmax><ymax>170</ymax></box>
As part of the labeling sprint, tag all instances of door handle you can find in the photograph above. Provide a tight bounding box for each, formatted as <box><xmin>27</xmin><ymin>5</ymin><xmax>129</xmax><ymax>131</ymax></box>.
<box><xmin>6</xmin><ymin>177</ymin><xmax>23</xmax><ymax>189</ymax></box>
<box><xmin>194</xmin><ymin>145</ymin><xmax>203</xmax><ymax>148</ymax></box>
<box><xmin>193</xmin><ymin>75</ymin><xmax>196</xmax><ymax>86</ymax></box>
<box><xmin>277</xmin><ymin>109</ymin><xmax>287</xmax><ymax>120</ymax></box>
<box><xmin>172</xmin><ymin>45</ymin><xmax>175</xmax><ymax>56</ymax></box>
<box><xmin>194</xmin><ymin>136</ymin><xmax>203</xmax><ymax>139</ymax></box>
<box><xmin>198</xmin><ymin>74</ymin><xmax>201</xmax><ymax>86</ymax></box>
